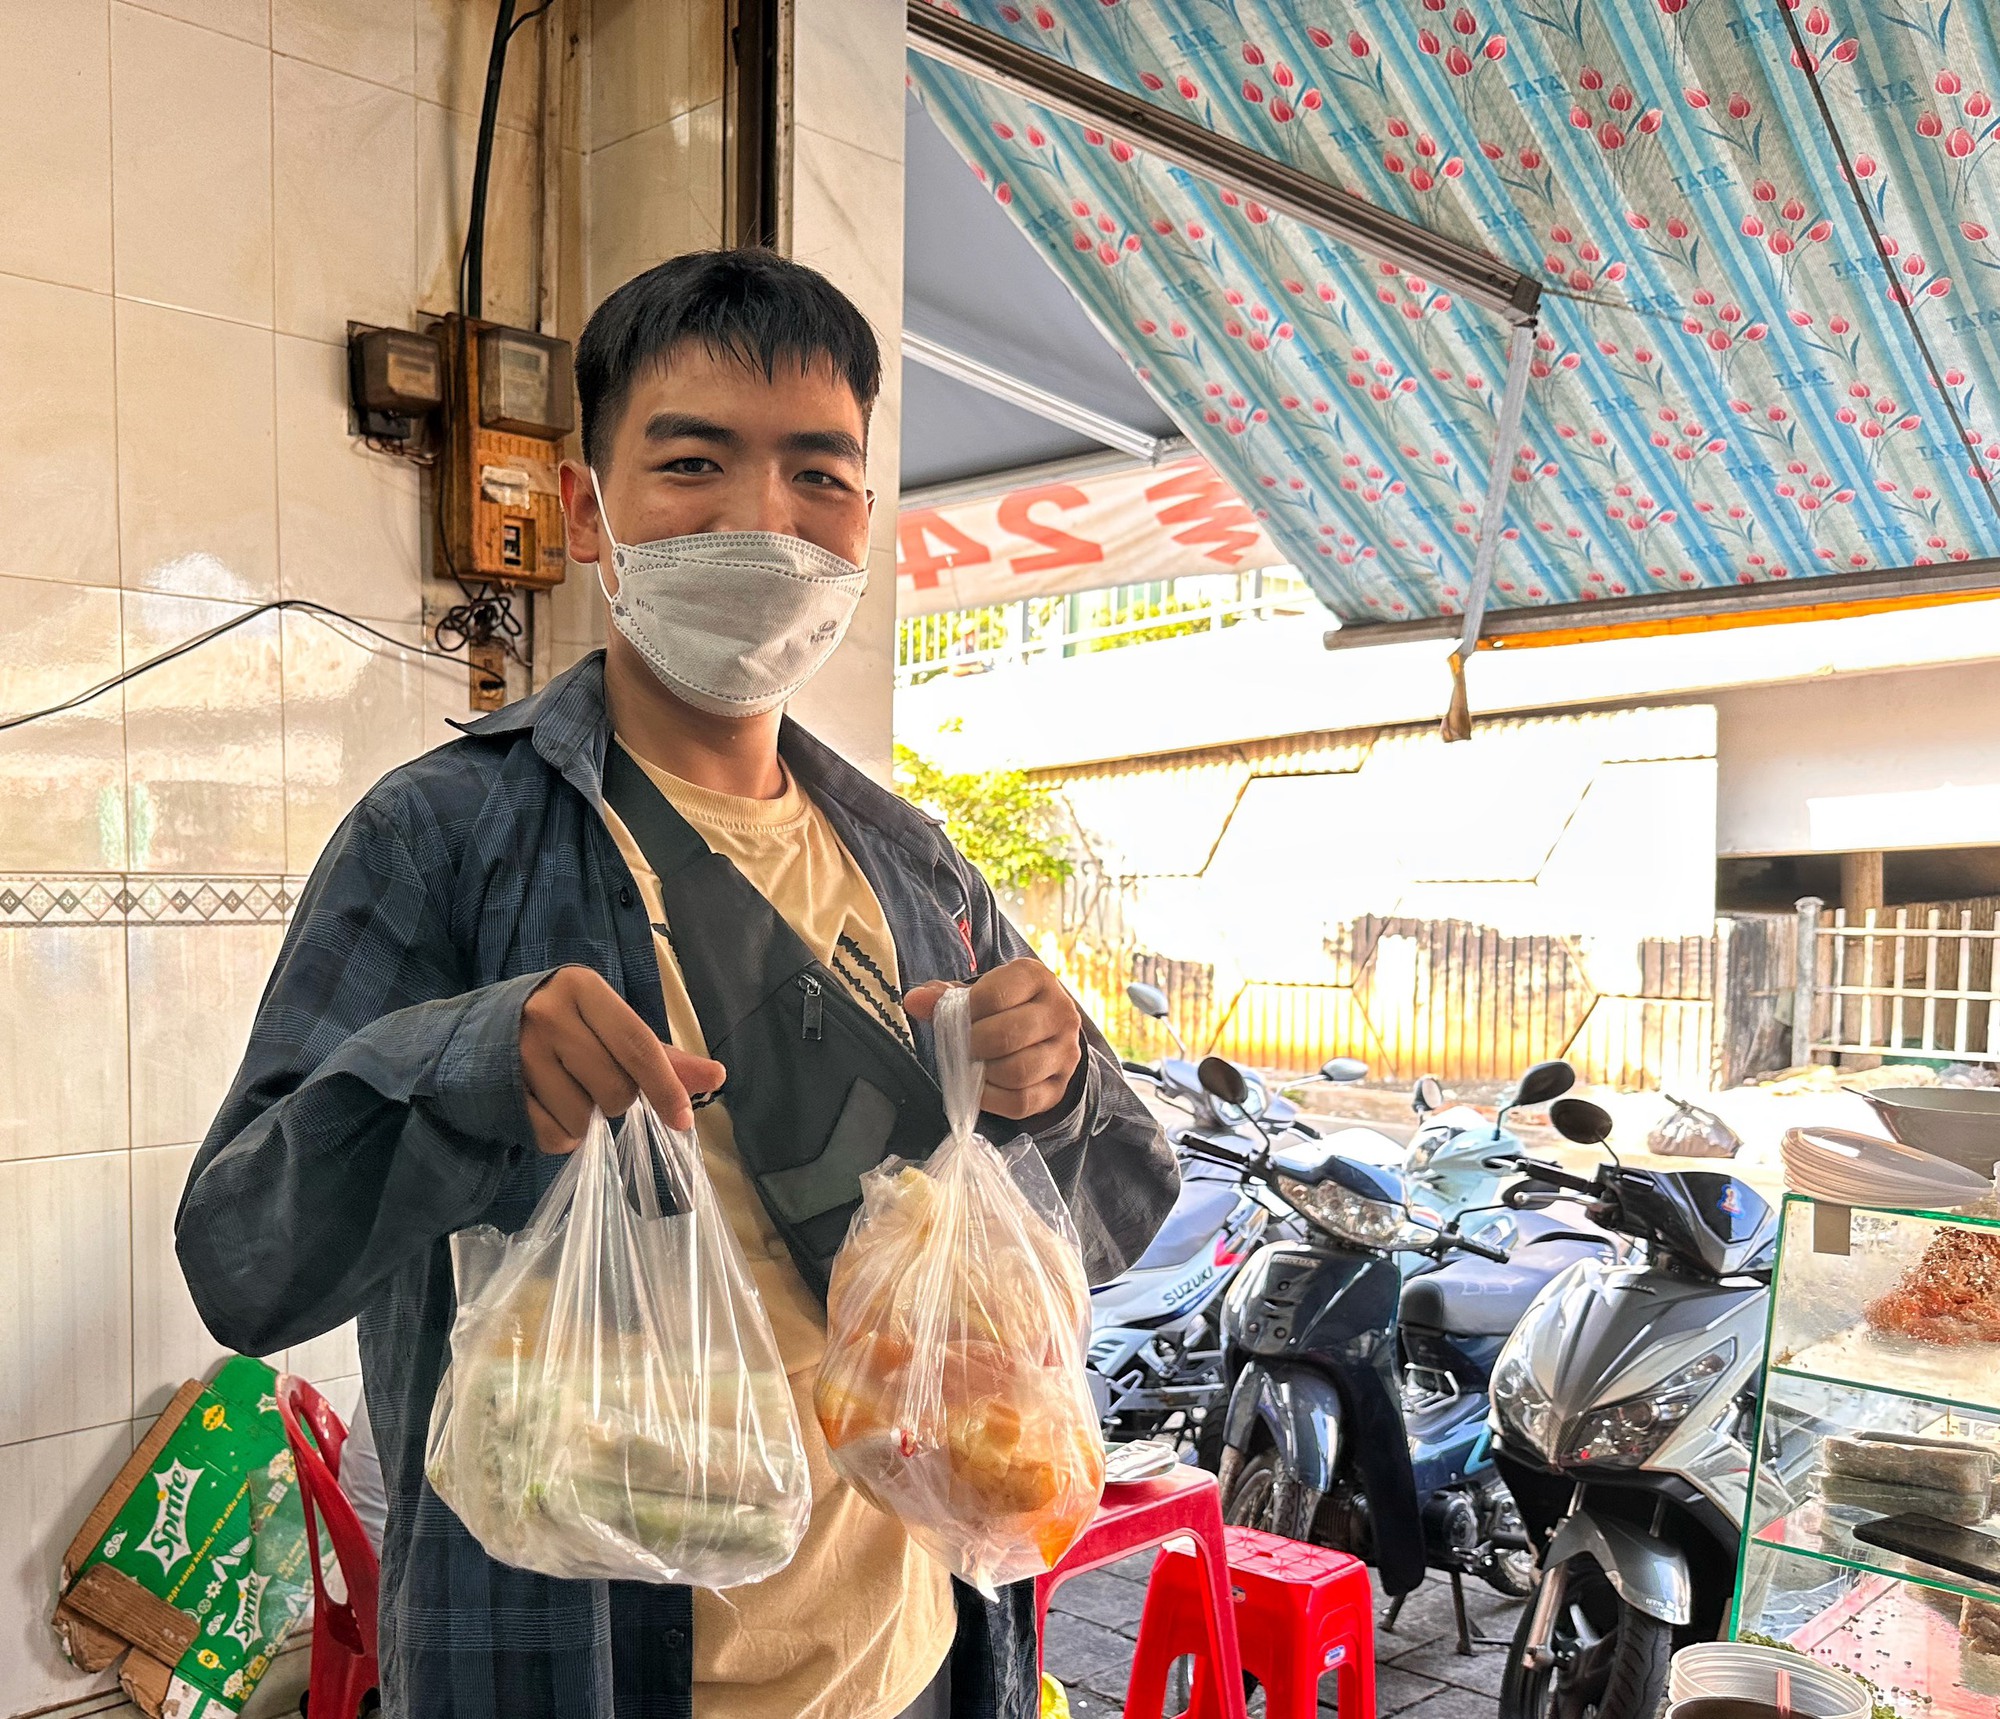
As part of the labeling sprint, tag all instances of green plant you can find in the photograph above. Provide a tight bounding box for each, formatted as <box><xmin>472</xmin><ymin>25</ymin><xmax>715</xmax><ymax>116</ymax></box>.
<box><xmin>893</xmin><ymin>744</ymin><xmax>1073</xmax><ymax>894</ymax></box>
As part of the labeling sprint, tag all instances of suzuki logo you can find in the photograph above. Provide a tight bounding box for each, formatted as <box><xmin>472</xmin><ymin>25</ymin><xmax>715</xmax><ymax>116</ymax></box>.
<box><xmin>1163</xmin><ymin>1262</ymin><xmax>1216</xmax><ymax>1308</ymax></box>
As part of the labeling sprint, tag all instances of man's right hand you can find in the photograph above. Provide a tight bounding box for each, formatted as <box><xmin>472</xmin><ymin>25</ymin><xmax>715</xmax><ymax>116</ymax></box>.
<box><xmin>520</xmin><ymin>967</ymin><xmax>724</xmax><ymax>1152</ymax></box>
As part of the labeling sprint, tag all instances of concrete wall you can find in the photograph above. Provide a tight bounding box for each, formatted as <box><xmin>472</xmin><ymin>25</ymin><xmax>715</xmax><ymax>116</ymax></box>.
<box><xmin>1715</xmin><ymin>658</ymin><xmax>2000</xmax><ymax>857</ymax></box>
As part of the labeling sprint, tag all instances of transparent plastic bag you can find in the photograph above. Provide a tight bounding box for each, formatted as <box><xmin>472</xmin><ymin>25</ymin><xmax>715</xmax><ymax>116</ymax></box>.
<box><xmin>425</xmin><ymin>1097</ymin><xmax>810</xmax><ymax>1585</ymax></box>
<box><xmin>813</xmin><ymin>985</ymin><xmax>1105</xmax><ymax>1596</ymax></box>
<box><xmin>1649</xmin><ymin>1093</ymin><xmax>1742</xmax><ymax>1159</ymax></box>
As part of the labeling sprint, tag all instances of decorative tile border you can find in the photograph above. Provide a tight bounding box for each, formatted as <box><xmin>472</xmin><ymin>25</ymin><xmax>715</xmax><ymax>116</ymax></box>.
<box><xmin>0</xmin><ymin>876</ymin><xmax>309</xmax><ymax>927</ymax></box>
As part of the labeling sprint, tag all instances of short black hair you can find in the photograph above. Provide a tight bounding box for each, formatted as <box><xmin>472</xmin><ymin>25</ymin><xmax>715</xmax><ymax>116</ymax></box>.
<box><xmin>575</xmin><ymin>248</ymin><xmax>882</xmax><ymax>469</ymax></box>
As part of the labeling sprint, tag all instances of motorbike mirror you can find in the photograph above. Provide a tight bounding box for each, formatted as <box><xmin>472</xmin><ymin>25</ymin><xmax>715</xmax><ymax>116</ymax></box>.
<box><xmin>1321</xmin><ymin>1056</ymin><xmax>1368</xmax><ymax>1084</ymax></box>
<box><xmin>1413</xmin><ymin>1074</ymin><xmax>1445</xmax><ymax>1113</ymax></box>
<box><xmin>1126</xmin><ymin>981</ymin><xmax>1171</xmax><ymax>1020</ymax></box>
<box><xmin>1550</xmin><ymin>1096</ymin><xmax>1614</xmax><ymax>1147</ymax></box>
<box><xmin>1197</xmin><ymin>1055</ymin><xmax>1249</xmax><ymax>1106</ymax></box>
<box><xmin>1510</xmin><ymin>1060</ymin><xmax>1576</xmax><ymax>1110</ymax></box>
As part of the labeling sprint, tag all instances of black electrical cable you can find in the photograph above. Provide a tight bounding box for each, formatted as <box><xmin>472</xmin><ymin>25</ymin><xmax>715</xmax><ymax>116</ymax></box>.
<box><xmin>0</xmin><ymin>599</ymin><xmax>504</xmax><ymax>735</ymax></box>
<box><xmin>461</xmin><ymin>0</ymin><xmax>518</xmax><ymax>320</ymax></box>
<box><xmin>1776</xmin><ymin>1</ymin><xmax>2000</xmax><ymax>526</ymax></box>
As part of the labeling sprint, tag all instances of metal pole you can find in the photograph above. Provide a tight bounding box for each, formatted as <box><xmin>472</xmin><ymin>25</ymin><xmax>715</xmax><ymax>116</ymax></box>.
<box><xmin>1794</xmin><ymin>897</ymin><xmax>1824</xmax><ymax>1067</ymax></box>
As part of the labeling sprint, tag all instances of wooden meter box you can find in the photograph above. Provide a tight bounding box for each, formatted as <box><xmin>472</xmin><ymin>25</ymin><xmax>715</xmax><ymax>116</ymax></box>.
<box><xmin>432</xmin><ymin>314</ymin><xmax>574</xmax><ymax>590</ymax></box>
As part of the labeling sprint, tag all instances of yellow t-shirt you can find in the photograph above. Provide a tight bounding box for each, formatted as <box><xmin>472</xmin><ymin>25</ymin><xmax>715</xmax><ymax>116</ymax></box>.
<box><xmin>601</xmin><ymin>740</ymin><xmax>956</xmax><ymax>1719</ymax></box>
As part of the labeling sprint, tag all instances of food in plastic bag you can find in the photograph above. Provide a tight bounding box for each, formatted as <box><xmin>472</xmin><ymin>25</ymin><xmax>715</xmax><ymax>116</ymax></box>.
<box><xmin>1648</xmin><ymin>1094</ymin><xmax>1742</xmax><ymax>1159</ymax></box>
<box><xmin>813</xmin><ymin>985</ymin><xmax>1105</xmax><ymax>1595</ymax></box>
<box><xmin>425</xmin><ymin>1097</ymin><xmax>810</xmax><ymax>1585</ymax></box>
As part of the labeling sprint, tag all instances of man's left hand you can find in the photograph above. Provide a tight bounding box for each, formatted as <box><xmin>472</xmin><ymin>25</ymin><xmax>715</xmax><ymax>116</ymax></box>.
<box><xmin>904</xmin><ymin>958</ymin><xmax>1083</xmax><ymax>1121</ymax></box>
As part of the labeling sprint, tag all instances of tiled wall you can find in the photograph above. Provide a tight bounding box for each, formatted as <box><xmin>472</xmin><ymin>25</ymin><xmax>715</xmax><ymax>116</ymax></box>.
<box><xmin>0</xmin><ymin>1</ymin><xmax>905</xmax><ymax>1713</ymax></box>
<box><xmin>0</xmin><ymin>2</ymin><xmax>549</xmax><ymax>1713</ymax></box>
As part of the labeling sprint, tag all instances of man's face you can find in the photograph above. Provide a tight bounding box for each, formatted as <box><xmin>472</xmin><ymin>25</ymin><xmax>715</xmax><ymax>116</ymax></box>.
<box><xmin>560</xmin><ymin>343</ymin><xmax>873</xmax><ymax>583</ymax></box>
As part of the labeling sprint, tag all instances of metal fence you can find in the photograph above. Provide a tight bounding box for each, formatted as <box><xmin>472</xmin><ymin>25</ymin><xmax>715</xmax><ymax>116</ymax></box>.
<box><xmin>1798</xmin><ymin>894</ymin><xmax>2000</xmax><ymax>1064</ymax></box>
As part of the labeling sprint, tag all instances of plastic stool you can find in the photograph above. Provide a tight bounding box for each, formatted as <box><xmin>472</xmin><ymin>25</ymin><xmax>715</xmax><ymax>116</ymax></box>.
<box><xmin>274</xmin><ymin>1376</ymin><xmax>379</xmax><ymax>1719</ymax></box>
<box><xmin>1033</xmin><ymin>1467</ymin><xmax>1247</xmax><ymax>1719</ymax></box>
<box><xmin>1132</xmin><ymin>1526</ymin><xmax>1376</xmax><ymax>1719</ymax></box>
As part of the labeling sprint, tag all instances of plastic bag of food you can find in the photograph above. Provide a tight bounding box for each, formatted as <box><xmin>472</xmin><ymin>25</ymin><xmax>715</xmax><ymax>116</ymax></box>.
<box><xmin>1649</xmin><ymin>1094</ymin><xmax>1742</xmax><ymax>1159</ymax></box>
<box><xmin>813</xmin><ymin>985</ymin><xmax>1105</xmax><ymax>1596</ymax></box>
<box><xmin>425</xmin><ymin>1098</ymin><xmax>810</xmax><ymax>1585</ymax></box>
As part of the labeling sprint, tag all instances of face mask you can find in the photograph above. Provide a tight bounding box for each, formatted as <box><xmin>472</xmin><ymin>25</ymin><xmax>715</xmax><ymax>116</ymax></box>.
<box><xmin>589</xmin><ymin>470</ymin><xmax>869</xmax><ymax>719</ymax></box>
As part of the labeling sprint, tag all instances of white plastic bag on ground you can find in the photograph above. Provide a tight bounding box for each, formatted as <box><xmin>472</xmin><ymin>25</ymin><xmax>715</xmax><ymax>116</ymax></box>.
<box><xmin>426</xmin><ymin>1097</ymin><xmax>810</xmax><ymax>1585</ymax></box>
<box><xmin>813</xmin><ymin>986</ymin><xmax>1105</xmax><ymax>1596</ymax></box>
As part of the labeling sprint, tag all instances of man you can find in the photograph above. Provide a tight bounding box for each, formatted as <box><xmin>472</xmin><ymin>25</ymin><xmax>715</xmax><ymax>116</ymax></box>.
<box><xmin>178</xmin><ymin>248</ymin><xmax>1176</xmax><ymax>1719</ymax></box>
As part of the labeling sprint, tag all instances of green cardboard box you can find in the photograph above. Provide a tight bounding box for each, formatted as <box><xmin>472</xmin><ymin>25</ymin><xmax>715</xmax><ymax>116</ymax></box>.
<box><xmin>54</xmin><ymin>1356</ymin><xmax>315</xmax><ymax>1718</ymax></box>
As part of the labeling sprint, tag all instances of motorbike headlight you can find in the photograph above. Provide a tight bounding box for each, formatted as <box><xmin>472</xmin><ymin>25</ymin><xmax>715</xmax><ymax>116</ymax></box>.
<box><xmin>1560</xmin><ymin>1341</ymin><xmax>1737</xmax><ymax>1470</ymax></box>
<box><xmin>1404</xmin><ymin>1130</ymin><xmax>1444</xmax><ymax>1174</ymax></box>
<box><xmin>1277</xmin><ymin>1176</ymin><xmax>1428</xmax><ymax>1249</ymax></box>
<box><xmin>1492</xmin><ymin>1351</ymin><xmax>1562</xmax><ymax>1462</ymax></box>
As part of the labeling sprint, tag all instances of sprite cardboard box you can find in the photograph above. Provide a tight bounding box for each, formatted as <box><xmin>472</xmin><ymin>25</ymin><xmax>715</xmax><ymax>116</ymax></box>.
<box><xmin>53</xmin><ymin>1356</ymin><xmax>315</xmax><ymax>1718</ymax></box>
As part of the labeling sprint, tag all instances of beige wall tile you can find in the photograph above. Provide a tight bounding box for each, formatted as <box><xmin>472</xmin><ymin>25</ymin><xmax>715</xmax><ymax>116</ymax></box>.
<box><xmin>282</xmin><ymin>608</ymin><xmax>425</xmax><ymax>871</ymax></box>
<box><xmin>587</xmin><ymin>106</ymin><xmax>724</xmax><ymax>313</ymax></box>
<box><xmin>418</xmin><ymin>639</ymin><xmax>477</xmax><ymax>752</ymax></box>
<box><xmin>791</xmin><ymin>0</ymin><xmax>901</xmax><ymax>166</ymax></box>
<box><xmin>285</xmin><ymin>1319</ymin><xmax>360</xmax><ymax>1387</ymax></box>
<box><xmin>789</xmin><ymin>127</ymin><xmax>902</xmax><ymax>344</ymax></box>
<box><xmin>275</xmin><ymin>335</ymin><xmax>422</xmax><ymax>623</ymax></box>
<box><xmin>0</xmin><ymin>577</ymin><xmax>127</xmax><ymax>870</ymax></box>
<box><xmin>589</xmin><ymin>0</ymin><xmax>724</xmax><ymax>151</ymax></box>
<box><xmin>275</xmin><ymin>58</ymin><xmax>418</xmax><ymax>343</ymax></box>
<box><xmin>274</xmin><ymin>0</ymin><xmax>415</xmax><ymax>91</ymax></box>
<box><xmin>111</xmin><ymin>4</ymin><xmax>273</xmax><ymax>326</ymax></box>
<box><xmin>0</xmin><ymin>1421</ymin><xmax>131</xmax><ymax>1715</ymax></box>
<box><xmin>417</xmin><ymin>0</ymin><xmax>540</xmax><ymax>129</ymax></box>
<box><xmin>123</xmin><ymin>593</ymin><xmax>285</xmax><ymax>873</ymax></box>
<box><xmin>130</xmin><ymin>1142</ymin><xmax>234</xmax><ymax>1417</ymax></box>
<box><xmin>127</xmin><ymin>921</ymin><xmax>285</xmax><ymax>1149</ymax></box>
<box><xmin>417</xmin><ymin>99</ymin><xmax>539</xmax><ymax>325</ymax></box>
<box><xmin>116</xmin><ymin>299</ymin><xmax>278</xmax><ymax>602</ymax></box>
<box><xmin>120</xmin><ymin>0</ymin><xmax>269</xmax><ymax>45</ymax></box>
<box><xmin>0</xmin><ymin>0</ymin><xmax>113</xmax><ymax>292</ymax></box>
<box><xmin>0</xmin><ymin>928</ymin><xmax>129</xmax><ymax>1165</ymax></box>
<box><xmin>0</xmin><ymin>1153</ymin><xmax>133</xmax><ymax>1444</ymax></box>
<box><xmin>0</xmin><ymin>275</ymin><xmax>119</xmax><ymax>588</ymax></box>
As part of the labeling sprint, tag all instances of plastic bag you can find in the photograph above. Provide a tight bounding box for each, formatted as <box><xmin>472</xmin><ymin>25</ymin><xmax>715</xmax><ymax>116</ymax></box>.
<box><xmin>425</xmin><ymin>1098</ymin><xmax>810</xmax><ymax>1585</ymax></box>
<box><xmin>1648</xmin><ymin>1093</ymin><xmax>1742</xmax><ymax>1159</ymax></box>
<box><xmin>813</xmin><ymin>985</ymin><xmax>1105</xmax><ymax>1595</ymax></box>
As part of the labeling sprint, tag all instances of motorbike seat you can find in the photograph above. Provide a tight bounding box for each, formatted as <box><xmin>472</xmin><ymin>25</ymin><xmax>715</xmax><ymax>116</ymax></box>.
<box><xmin>1398</xmin><ymin>1237</ymin><xmax>1607</xmax><ymax>1337</ymax></box>
<box><xmin>1128</xmin><ymin>1177</ymin><xmax>1242</xmax><ymax>1272</ymax></box>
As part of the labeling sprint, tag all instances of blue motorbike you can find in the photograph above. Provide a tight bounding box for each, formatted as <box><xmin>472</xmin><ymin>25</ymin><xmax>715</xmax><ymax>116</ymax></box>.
<box><xmin>1203</xmin><ymin>1056</ymin><xmax>1618</xmax><ymax>1642</ymax></box>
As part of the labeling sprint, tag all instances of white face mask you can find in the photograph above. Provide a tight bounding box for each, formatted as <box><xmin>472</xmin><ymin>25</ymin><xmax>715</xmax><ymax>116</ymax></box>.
<box><xmin>588</xmin><ymin>469</ymin><xmax>869</xmax><ymax>719</ymax></box>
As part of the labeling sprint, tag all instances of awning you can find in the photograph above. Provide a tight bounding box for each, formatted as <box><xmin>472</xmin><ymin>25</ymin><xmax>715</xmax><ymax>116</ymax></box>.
<box><xmin>907</xmin><ymin>2</ymin><xmax>2000</xmax><ymax>636</ymax></box>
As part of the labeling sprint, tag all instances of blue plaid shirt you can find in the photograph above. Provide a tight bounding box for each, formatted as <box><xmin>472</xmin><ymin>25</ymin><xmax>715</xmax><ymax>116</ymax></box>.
<box><xmin>176</xmin><ymin>653</ymin><xmax>1176</xmax><ymax>1719</ymax></box>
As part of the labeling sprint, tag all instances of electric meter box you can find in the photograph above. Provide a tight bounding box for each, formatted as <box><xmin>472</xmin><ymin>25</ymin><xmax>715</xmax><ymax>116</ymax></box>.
<box><xmin>346</xmin><ymin>324</ymin><xmax>443</xmax><ymax>443</ymax></box>
<box><xmin>433</xmin><ymin>314</ymin><xmax>573</xmax><ymax>590</ymax></box>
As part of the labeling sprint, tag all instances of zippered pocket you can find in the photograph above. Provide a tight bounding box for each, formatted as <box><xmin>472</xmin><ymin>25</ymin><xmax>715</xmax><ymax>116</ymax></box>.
<box><xmin>797</xmin><ymin>973</ymin><xmax>824</xmax><ymax>1042</ymax></box>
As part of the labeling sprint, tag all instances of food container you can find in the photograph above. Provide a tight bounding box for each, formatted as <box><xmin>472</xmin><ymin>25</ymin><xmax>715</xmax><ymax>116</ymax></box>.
<box><xmin>1670</xmin><ymin>1643</ymin><xmax>1870</xmax><ymax>1719</ymax></box>
<box><xmin>1862</xmin><ymin>1087</ymin><xmax>2000</xmax><ymax>1179</ymax></box>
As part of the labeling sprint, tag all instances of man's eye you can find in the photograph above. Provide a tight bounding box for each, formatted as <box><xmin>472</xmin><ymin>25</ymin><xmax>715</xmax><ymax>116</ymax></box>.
<box><xmin>661</xmin><ymin>456</ymin><xmax>718</xmax><ymax>475</ymax></box>
<box><xmin>798</xmin><ymin>469</ymin><xmax>848</xmax><ymax>490</ymax></box>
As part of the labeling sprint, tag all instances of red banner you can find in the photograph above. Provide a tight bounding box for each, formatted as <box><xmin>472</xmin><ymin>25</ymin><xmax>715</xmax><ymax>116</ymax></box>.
<box><xmin>895</xmin><ymin>457</ymin><xmax>1282</xmax><ymax>616</ymax></box>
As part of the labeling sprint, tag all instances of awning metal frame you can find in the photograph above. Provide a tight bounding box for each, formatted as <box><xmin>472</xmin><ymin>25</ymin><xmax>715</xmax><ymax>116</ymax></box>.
<box><xmin>901</xmin><ymin>329</ymin><xmax>1177</xmax><ymax>462</ymax></box>
<box><xmin>906</xmin><ymin>2</ymin><xmax>1542</xmax><ymax>326</ymax></box>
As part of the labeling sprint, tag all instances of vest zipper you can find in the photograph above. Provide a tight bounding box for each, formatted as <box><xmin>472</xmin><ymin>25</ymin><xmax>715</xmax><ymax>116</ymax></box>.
<box><xmin>798</xmin><ymin>973</ymin><xmax>824</xmax><ymax>1041</ymax></box>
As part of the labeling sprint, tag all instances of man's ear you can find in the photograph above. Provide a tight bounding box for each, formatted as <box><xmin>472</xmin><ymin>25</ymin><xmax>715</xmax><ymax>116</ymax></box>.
<box><xmin>558</xmin><ymin>459</ymin><xmax>603</xmax><ymax>566</ymax></box>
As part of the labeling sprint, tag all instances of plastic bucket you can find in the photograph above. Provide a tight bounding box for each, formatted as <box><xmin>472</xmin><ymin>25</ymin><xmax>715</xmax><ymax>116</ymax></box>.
<box><xmin>1670</xmin><ymin>1643</ymin><xmax>1870</xmax><ymax>1719</ymax></box>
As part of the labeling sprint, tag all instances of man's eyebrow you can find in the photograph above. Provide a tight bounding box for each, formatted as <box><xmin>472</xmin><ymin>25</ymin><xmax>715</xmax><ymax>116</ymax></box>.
<box><xmin>641</xmin><ymin>411</ymin><xmax>740</xmax><ymax>446</ymax></box>
<box><xmin>782</xmin><ymin>427</ymin><xmax>866</xmax><ymax>464</ymax></box>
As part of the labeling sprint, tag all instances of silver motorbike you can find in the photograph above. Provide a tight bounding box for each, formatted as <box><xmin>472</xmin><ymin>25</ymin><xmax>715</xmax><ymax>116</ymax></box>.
<box><xmin>1488</xmin><ymin>1096</ymin><xmax>1781</xmax><ymax>1719</ymax></box>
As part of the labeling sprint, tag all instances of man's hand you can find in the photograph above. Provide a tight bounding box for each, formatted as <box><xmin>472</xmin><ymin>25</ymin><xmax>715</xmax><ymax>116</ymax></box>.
<box><xmin>904</xmin><ymin>958</ymin><xmax>1084</xmax><ymax>1121</ymax></box>
<box><xmin>520</xmin><ymin>967</ymin><xmax>725</xmax><ymax>1152</ymax></box>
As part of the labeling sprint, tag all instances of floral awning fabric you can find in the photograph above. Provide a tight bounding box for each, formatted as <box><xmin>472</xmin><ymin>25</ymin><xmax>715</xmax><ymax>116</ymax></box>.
<box><xmin>909</xmin><ymin>0</ymin><xmax>2000</xmax><ymax>628</ymax></box>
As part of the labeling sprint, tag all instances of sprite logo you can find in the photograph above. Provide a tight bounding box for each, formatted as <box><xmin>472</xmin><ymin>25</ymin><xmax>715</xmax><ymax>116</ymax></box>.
<box><xmin>138</xmin><ymin>1461</ymin><xmax>205</xmax><ymax>1574</ymax></box>
<box><xmin>211</xmin><ymin>1570</ymin><xmax>270</xmax><ymax>1652</ymax></box>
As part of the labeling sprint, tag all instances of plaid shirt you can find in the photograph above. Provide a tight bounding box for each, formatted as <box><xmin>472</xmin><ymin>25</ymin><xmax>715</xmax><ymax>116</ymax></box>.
<box><xmin>176</xmin><ymin>652</ymin><xmax>1176</xmax><ymax>1719</ymax></box>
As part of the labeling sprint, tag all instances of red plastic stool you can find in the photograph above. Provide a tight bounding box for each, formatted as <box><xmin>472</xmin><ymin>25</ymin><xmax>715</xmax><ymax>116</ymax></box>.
<box><xmin>274</xmin><ymin>1376</ymin><xmax>379</xmax><ymax>1719</ymax></box>
<box><xmin>1034</xmin><ymin>1467</ymin><xmax>1248</xmax><ymax>1719</ymax></box>
<box><xmin>1132</xmin><ymin>1526</ymin><xmax>1376</xmax><ymax>1719</ymax></box>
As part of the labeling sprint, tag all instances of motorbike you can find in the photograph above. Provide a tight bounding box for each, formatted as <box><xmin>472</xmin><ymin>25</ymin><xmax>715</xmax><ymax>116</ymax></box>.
<box><xmin>1093</xmin><ymin>982</ymin><xmax>1366</xmax><ymax>1448</ymax></box>
<box><xmin>1490</xmin><ymin>1096</ymin><xmax>1780</xmax><ymax>1719</ymax></box>
<box><xmin>1209</xmin><ymin>1057</ymin><xmax>1617</xmax><ymax>1630</ymax></box>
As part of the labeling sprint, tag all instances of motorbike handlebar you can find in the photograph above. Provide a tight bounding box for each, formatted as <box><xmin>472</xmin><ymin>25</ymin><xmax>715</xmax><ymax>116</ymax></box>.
<box><xmin>1508</xmin><ymin>1157</ymin><xmax>1598</xmax><ymax>1197</ymax></box>
<box><xmin>1448</xmin><ymin>1230</ymin><xmax>1511</xmax><ymax>1265</ymax></box>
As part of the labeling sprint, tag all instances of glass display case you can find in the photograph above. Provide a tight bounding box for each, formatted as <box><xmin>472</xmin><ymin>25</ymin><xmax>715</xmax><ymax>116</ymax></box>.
<box><xmin>1733</xmin><ymin>1196</ymin><xmax>2000</xmax><ymax>1718</ymax></box>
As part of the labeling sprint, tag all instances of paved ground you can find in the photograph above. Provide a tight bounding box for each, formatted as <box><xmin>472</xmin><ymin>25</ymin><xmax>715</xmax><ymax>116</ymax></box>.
<box><xmin>1042</xmin><ymin>1553</ymin><xmax>1525</xmax><ymax>1718</ymax></box>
